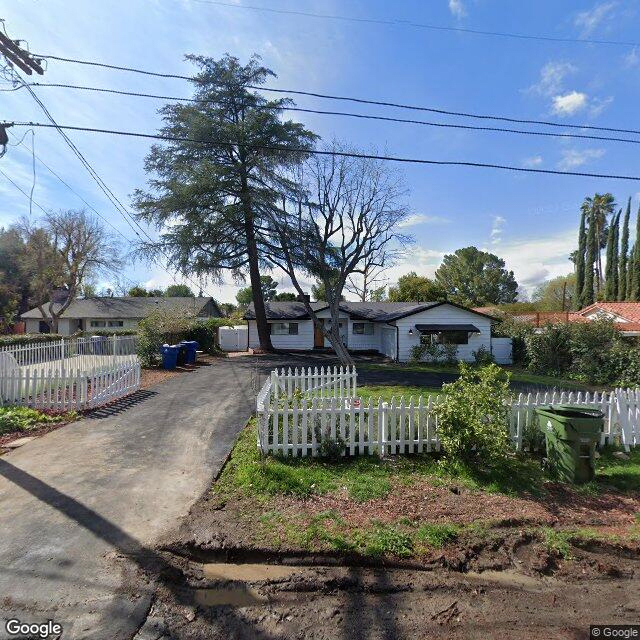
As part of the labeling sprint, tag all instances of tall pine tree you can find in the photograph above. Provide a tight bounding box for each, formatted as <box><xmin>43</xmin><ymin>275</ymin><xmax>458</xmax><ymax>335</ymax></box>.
<box><xmin>575</xmin><ymin>209</ymin><xmax>587</xmax><ymax>308</ymax></box>
<box><xmin>619</xmin><ymin>197</ymin><xmax>631</xmax><ymax>301</ymax></box>
<box><xmin>612</xmin><ymin>212</ymin><xmax>620</xmax><ymax>299</ymax></box>
<box><xmin>632</xmin><ymin>205</ymin><xmax>640</xmax><ymax>301</ymax></box>
<box><xmin>582</xmin><ymin>211</ymin><xmax>596</xmax><ymax>306</ymax></box>
<box><xmin>604</xmin><ymin>213</ymin><xmax>617</xmax><ymax>300</ymax></box>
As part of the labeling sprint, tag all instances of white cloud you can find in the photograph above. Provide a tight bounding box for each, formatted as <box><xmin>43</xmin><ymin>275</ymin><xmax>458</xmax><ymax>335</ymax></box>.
<box><xmin>490</xmin><ymin>215</ymin><xmax>506</xmax><ymax>245</ymax></box>
<box><xmin>590</xmin><ymin>96</ymin><xmax>614</xmax><ymax>117</ymax></box>
<box><xmin>624</xmin><ymin>47</ymin><xmax>639</xmax><ymax>67</ymax></box>
<box><xmin>448</xmin><ymin>0</ymin><xmax>466</xmax><ymax>18</ymax></box>
<box><xmin>557</xmin><ymin>148</ymin><xmax>605</xmax><ymax>170</ymax></box>
<box><xmin>574</xmin><ymin>2</ymin><xmax>617</xmax><ymax>36</ymax></box>
<box><xmin>522</xmin><ymin>156</ymin><xmax>543</xmax><ymax>168</ymax></box>
<box><xmin>398</xmin><ymin>213</ymin><xmax>450</xmax><ymax>227</ymax></box>
<box><xmin>528</xmin><ymin>61</ymin><xmax>576</xmax><ymax>97</ymax></box>
<box><xmin>384</xmin><ymin>248</ymin><xmax>446</xmax><ymax>286</ymax></box>
<box><xmin>497</xmin><ymin>228</ymin><xmax>577</xmax><ymax>294</ymax></box>
<box><xmin>551</xmin><ymin>91</ymin><xmax>588</xmax><ymax>116</ymax></box>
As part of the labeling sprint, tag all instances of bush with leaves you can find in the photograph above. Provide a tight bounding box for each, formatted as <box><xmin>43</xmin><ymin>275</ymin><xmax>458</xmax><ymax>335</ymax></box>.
<box><xmin>492</xmin><ymin>317</ymin><xmax>534</xmax><ymax>366</ymax></box>
<box><xmin>568</xmin><ymin>320</ymin><xmax>620</xmax><ymax>385</ymax></box>
<box><xmin>0</xmin><ymin>333</ymin><xmax>64</xmax><ymax>347</ymax></box>
<box><xmin>0</xmin><ymin>406</ymin><xmax>75</xmax><ymax>435</ymax></box>
<box><xmin>472</xmin><ymin>345</ymin><xmax>495</xmax><ymax>366</ymax></box>
<box><xmin>410</xmin><ymin>340</ymin><xmax>458</xmax><ymax>365</ymax></box>
<box><xmin>434</xmin><ymin>363</ymin><xmax>511</xmax><ymax>464</ymax></box>
<box><xmin>524</xmin><ymin>323</ymin><xmax>573</xmax><ymax>377</ymax></box>
<box><xmin>136</xmin><ymin>307</ymin><xmax>196</xmax><ymax>367</ymax></box>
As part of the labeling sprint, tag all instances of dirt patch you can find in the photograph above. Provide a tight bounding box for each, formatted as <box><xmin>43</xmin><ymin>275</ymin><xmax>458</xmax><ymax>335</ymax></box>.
<box><xmin>145</xmin><ymin>534</ymin><xmax>640</xmax><ymax>640</ymax></box>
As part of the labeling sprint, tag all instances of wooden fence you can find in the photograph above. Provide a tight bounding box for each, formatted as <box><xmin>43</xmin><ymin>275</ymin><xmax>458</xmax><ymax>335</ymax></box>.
<box><xmin>256</xmin><ymin>368</ymin><xmax>639</xmax><ymax>457</ymax></box>
<box><xmin>0</xmin><ymin>360</ymin><xmax>141</xmax><ymax>411</ymax></box>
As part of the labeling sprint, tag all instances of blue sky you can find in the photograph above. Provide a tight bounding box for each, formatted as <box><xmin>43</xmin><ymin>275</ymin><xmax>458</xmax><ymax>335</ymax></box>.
<box><xmin>2</xmin><ymin>0</ymin><xmax>640</xmax><ymax>301</ymax></box>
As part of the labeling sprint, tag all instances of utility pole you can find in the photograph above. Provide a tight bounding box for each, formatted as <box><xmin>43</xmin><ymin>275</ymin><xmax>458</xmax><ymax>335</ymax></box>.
<box><xmin>0</xmin><ymin>30</ymin><xmax>44</xmax><ymax>75</ymax></box>
<box><xmin>0</xmin><ymin>23</ymin><xmax>45</xmax><ymax>156</ymax></box>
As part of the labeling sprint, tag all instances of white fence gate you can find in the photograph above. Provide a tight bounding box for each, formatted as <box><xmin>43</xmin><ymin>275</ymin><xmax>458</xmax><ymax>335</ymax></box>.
<box><xmin>219</xmin><ymin>326</ymin><xmax>248</xmax><ymax>352</ymax></box>
<box><xmin>256</xmin><ymin>367</ymin><xmax>639</xmax><ymax>457</ymax></box>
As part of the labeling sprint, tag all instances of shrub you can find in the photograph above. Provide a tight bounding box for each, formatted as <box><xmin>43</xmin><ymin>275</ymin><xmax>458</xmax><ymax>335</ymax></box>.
<box><xmin>81</xmin><ymin>329</ymin><xmax>137</xmax><ymax>337</ymax></box>
<box><xmin>0</xmin><ymin>333</ymin><xmax>64</xmax><ymax>347</ymax></box>
<box><xmin>472</xmin><ymin>345</ymin><xmax>495</xmax><ymax>366</ymax></box>
<box><xmin>0</xmin><ymin>406</ymin><xmax>73</xmax><ymax>435</ymax></box>
<box><xmin>136</xmin><ymin>308</ymin><xmax>196</xmax><ymax>367</ymax></box>
<box><xmin>434</xmin><ymin>363</ymin><xmax>511</xmax><ymax>464</ymax></box>
<box><xmin>185</xmin><ymin>317</ymin><xmax>236</xmax><ymax>354</ymax></box>
<box><xmin>493</xmin><ymin>318</ymin><xmax>534</xmax><ymax>366</ymax></box>
<box><xmin>524</xmin><ymin>323</ymin><xmax>573</xmax><ymax>377</ymax></box>
<box><xmin>410</xmin><ymin>341</ymin><xmax>458</xmax><ymax>365</ymax></box>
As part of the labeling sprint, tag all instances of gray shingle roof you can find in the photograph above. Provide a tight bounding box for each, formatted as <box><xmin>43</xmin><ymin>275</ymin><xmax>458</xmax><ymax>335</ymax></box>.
<box><xmin>21</xmin><ymin>297</ymin><xmax>220</xmax><ymax>320</ymax></box>
<box><xmin>244</xmin><ymin>301</ymin><xmax>440</xmax><ymax>322</ymax></box>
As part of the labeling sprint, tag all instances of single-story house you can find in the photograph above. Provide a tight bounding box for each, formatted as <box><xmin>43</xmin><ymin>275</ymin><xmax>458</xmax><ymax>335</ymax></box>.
<box><xmin>570</xmin><ymin>302</ymin><xmax>640</xmax><ymax>337</ymax></box>
<box><xmin>21</xmin><ymin>296</ymin><xmax>221</xmax><ymax>335</ymax></box>
<box><xmin>244</xmin><ymin>300</ymin><xmax>512</xmax><ymax>363</ymax></box>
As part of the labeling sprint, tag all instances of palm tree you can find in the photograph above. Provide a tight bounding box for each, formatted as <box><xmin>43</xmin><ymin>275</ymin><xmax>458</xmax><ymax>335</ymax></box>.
<box><xmin>580</xmin><ymin>193</ymin><xmax>616</xmax><ymax>293</ymax></box>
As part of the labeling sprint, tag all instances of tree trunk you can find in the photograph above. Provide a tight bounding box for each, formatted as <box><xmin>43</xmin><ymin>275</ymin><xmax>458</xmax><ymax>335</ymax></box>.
<box><xmin>240</xmin><ymin>171</ymin><xmax>273</xmax><ymax>352</ymax></box>
<box><xmin>327</xmin><ymin>302</ymin><xmax>353</xmax><ymax>366</ymax></box>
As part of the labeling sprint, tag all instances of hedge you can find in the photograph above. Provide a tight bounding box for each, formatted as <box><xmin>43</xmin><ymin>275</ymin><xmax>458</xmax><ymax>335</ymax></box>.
<box><xmin>0</xmin><ymin>333</ymin><xmax>65</xmax><ymax>347</ymax></box>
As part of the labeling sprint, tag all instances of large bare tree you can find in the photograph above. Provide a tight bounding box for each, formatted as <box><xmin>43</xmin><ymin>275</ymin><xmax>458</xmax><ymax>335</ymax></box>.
<box><xmin>21</xmin><ymin>209</ymin><xmax>122</xmax><ymax>333</ymax></box>
<box><xmin>266</xmin><ymin>145</ymin><xmax>410</xmax><ymax>364</ymax></box>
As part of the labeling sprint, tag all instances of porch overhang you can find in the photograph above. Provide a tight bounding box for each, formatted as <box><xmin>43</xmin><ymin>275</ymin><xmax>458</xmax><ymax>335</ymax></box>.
<box><xmin>414</xmin><ymin>323</ymin><xmax>481</xmax><ymax>333</ymax></box>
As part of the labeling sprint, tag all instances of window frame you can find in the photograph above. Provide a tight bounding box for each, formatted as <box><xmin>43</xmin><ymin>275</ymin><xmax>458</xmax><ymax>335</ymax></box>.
<box><xmin>420</xmin><ymin>330</ymin><xmax>469</xmax><ymax>345</ymax></box>
<box><xmin>269</xmin><ymin>322</ymin><xmax>299</xmax><ymax>335</ymax></box>
<box><xmin>108</xmin><ymin>320</ymin><xmax>124</xmax><ymax>328</ymax></box>
<box><xmin>352</xmin><ymin>322</ymin><xmax>374</xmax><ymax>335</ymax></box>
<box><xmin>90</xmin><ymin>320</ymin><xmax>107</xmax><ymax>328</ymax></box>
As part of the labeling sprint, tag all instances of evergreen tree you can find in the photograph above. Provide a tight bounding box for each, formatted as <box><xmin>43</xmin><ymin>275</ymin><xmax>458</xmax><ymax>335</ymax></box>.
<box><xmin>612</xmin><ymin>212</ymin><xmax>620</xmax><ymax>299</ymax></box>
<box><xmin>619</xmin><ymin>198</ymin><xmax>631</xmax><ymax>301</ymax></box>
<box><xmin>628</xmin><ymin>243</ymin><xmax>635</xmax><ymax>301</ymax></box>
<box><xmin>632</xmin><ymin>206</ymin><xmax>640</xmax><ymax>300</ymax></box>
<box><xmin>575</xmin><ymin>209</ymin><xmax>587</xmax><ymax>307</ymax></box>
<box><xmin>604</xmin><ymin>214</ymin><xmax>616</xmax><ymax>300</ymax></box>
<box><xmin>582</xmin><ymin>211</ymin><xmax>596</xmax><ymax>306</ymax></box>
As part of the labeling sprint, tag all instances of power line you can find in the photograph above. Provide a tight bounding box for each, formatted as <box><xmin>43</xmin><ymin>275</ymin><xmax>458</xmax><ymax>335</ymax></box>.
<box><xmin>8</xmin><ymin>128</ymin><xmax>137</xmax><ymax>244</ymax></box>
<box><xmin>7</xmin><ymin>120</ymin><xmax>640</xmax><ymax>182</ymax></box>
<box><xmin>23</xmin><ymin>81</ymin><xmax>640</xmax><ymax>146</ymax></box>
<box><xmin>189</xmin><ymin>0</ymin><xmax>640</xmax><ymax>48</ymax></box>
<box><xmin>33</xmin><ymin>55</ymin><xmax>640</xmax><ymax>137</ymax></box>
<box><xmin>0</xmin><ymin>167</ymin><xmax>48</xmax><ymax>214</ymax></box>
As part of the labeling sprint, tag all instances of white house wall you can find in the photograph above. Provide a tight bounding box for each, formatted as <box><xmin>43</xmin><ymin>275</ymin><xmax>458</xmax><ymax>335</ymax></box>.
<box><xmin>393</xmin><ymin>304</ymin><xmax>493</xmax><ymax>363</ymax></box>
<box><xmin>347</xmin><ymin>319</ymin><xmax>384</xmax><ymax>351</ymax></box>
<box><xmin>248</xmin><ymin>319</ymin><xmax>314</xmax><ymax>350</ymax></box>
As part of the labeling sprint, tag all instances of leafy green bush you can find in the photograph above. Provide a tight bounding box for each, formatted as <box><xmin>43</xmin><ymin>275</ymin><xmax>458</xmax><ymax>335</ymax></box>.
<box><xmin>493</xmin><ymin>317</ymin><xmax>534</xmax><ymax>366</ymax></box>
<box><xmin>410</xmin><ymin>341</ymin><xmax>458</xmax><ymax>365</ymax></box>
<box><xmin>185</xmin><ymin>317</ymin><xmax>236</xmax><ymax>354</ymax></box>
<box><xmin>0</xmin><ymin>406</ymin><xmax>74</xmax><ymax>435</ymax></box>
<box><xmin>434</xmin><ymin>363</ymin><xmax>511</xmax><ymax>464</ymax></box>
<box><xmin>81</xmin><ymin>329</ymin><xmax>137</xmax><ymax>337</ymax></box>
<box><xmin>472</xmin><ymin>345</ymin><xmax>495</xmax><ymax>366</ymax></box>
<box><xmin>525</xmin><ymin>323</ymin><xmax>573</xmax><ymax>377</ymax></box>
<box><xmin>0</xmin><ymin>334</ymin><xmax>64</xmax><ymax>347</ymax></box>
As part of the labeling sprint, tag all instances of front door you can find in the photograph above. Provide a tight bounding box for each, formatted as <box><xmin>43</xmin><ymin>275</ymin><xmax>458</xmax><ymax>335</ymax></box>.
<box><xmin>314</xmin><ymin>321</ymin><xmax>324</xmax><ymax>348</ymax></box>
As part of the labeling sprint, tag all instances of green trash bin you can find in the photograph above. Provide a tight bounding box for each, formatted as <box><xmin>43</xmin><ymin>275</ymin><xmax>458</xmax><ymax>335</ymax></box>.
<box><xmin>534</xmin><ymin>405</ymin><xmax>604</xmax><ymax>484</ymax></box>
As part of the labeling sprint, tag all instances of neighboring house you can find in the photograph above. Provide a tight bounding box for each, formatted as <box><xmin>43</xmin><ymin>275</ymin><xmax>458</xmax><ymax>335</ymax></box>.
<box><xmin>508</xmin><ymin>302</ymin><xmax>640</xmax><ymax>337</ymax></box>
<box><xmin>21</xmin><ymin>297</ymin><xmax>221</xmax><ymax>335</ymax></box>
<box><xmin>244</xmin><ymin>300</ymin><xmax>512</xmax><ymax>363</ymax></box>
<box><xmin>571</xmin><ymin>302</ymin><xmax>640</xmax><ymax>337</ymax></box>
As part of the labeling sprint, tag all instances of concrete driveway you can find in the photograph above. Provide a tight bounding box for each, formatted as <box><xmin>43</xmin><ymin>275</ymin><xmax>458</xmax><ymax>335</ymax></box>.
<box><xmin>0</xmin><ymin>357</ymin><xmax>261</xmax><ymax>640</ymax></box>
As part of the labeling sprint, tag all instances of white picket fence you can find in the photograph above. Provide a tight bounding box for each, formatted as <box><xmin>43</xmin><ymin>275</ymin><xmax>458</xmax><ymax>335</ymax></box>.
<box><xmin>0</xmin><ymin>360</ymin><xmax>141</xmax><ymax>411</ymax></box>
<box><xmin>0</xmin><ymin>335</ymin><xmax>138</xmax><ymax>375</ymax></box>
<box><xmin>256</xmin><ymin>367</ymin><xmax>640</xmax><ymax>457</ymax></box>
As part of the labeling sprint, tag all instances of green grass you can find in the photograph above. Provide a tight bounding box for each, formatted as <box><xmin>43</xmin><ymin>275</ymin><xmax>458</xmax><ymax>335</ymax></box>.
<box><xmin>358</xmin><ymin>362</ymin><xmax>592</xmax><ymax>391</ymax></box>
<box><xmin>0</xmin><ymin>406</ymin><xmax>75</xmax><ymax>436</ymax></box>
<box><xmin>593</xmin><ymin>447</ymin><xmax>640</xmax><ymax>492</ymax></box>
<box><xmin>217</xmin><ymin>421</ymin><xmax>548</xmax><ymax>507</ymax></box>
<box><xmin>415</xmin><ymin>522</ymin><xmax>461</xmax><ymax>547</ymax></box>
<box><xmin>357</xmin><ymin>384</ymin><xmax>441</xmax><ymax>405</ymax></box>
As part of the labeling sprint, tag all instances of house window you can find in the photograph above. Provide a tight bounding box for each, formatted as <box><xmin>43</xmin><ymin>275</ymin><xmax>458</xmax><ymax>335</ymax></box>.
<box><xmin>269</xmin><ymin>322</ymin><xmax>299</xmax><ymax>335</ymax></box>
<box><xmin>90</xmin><ymin>320</ymin><xmax>106</xmax><ymax>328</ymax></box>
<box><xmin>352</xmin><ymin>322</ymin><xmax>374</xmax><ymax>335</ymax></box>
<box><xmin>108</xmin><ymin>320</ymin><xmax>124</xmax><ymax>327</ymax></box>
<box><xmin>420</xmin><ymin>331</ymin><xmax>469</xmax><ymax>345</ymax></box>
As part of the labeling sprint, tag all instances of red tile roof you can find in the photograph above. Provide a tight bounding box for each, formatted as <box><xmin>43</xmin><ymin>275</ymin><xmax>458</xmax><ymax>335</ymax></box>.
<box><xmin>577</xmin><ymin>302</ymin><xmax>640</xmax><ymax>323</ymax></box>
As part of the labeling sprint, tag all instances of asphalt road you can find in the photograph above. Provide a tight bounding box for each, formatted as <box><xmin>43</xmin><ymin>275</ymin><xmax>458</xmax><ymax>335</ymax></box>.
<box><xmin>0</xmin><ymin>357</ymin><xmax>260</xmax><ymax>640</ymax></box>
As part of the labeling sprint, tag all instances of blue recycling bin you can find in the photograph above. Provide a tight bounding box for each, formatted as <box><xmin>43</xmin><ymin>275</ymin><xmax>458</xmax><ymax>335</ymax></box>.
<box><xmin>161</xmin><ymin>344</ymin><xmax>179</xmax><ymax>370</ymax></box>
<box><xmin>180</xmin><ymin>340</ymin><xmax>199</xmax><ymax>364</ymax></box>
